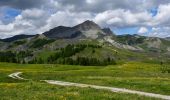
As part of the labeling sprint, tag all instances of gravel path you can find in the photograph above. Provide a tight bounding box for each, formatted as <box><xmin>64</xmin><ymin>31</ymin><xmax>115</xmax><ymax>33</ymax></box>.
<box><xmin>8</xmin><ymin>72</ymin><xmax>170</xmax><ymax>100</ymax></box>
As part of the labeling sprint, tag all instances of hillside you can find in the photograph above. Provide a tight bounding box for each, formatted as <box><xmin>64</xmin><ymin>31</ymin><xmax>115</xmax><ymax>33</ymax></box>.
<box><xmin>0</xmin><ymin>20</ymin><xmax>170</xmax><ymax>65</ymax></box>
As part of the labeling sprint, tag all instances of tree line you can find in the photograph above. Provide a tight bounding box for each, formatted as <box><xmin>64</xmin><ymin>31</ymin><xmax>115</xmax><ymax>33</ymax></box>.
<box><xmin>0</xmin><ymin>51</ymin><xmax>32</xmax><ymax>63</ymax></box>
<box><xmin>29</xmin><ymin>44</ymin><xmax>116</xmax><ymax>66</ymax></box>
<box><xmin>0</xmin><ymin>44</ymin><xmax>117</xmax><ymax>66</ymax></box>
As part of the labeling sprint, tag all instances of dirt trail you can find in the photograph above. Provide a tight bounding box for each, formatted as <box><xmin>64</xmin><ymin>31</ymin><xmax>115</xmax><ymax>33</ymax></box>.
<box><xmin>8</xmin><ymin>72</ymin><xmax>170</xmax><ymax>100</ymax></box>
<box><xmin>8</xmin><ymin>72</ymin><xmax>28</xmax><ymax>80</ymax></box>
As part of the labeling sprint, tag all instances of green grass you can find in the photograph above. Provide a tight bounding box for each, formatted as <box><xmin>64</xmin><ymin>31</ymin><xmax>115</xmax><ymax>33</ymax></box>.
<box><xmin>36</xmin><ymin>51</ymin><xmax>57</xmax><ymax>61</ymax></box>
<box><xmin>0</xmin><ymin>82</ymin><xmax>159</xmax><ymax>100</ymax></box>
<box><xmin>0</xmin><ymin>62</ymin><xmax>169</xmax><ymax>99</ymax></box>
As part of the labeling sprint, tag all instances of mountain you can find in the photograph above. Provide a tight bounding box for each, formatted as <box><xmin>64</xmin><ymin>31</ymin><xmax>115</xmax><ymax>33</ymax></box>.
<box><xmin>102</xmin><ymin>28</ymin><xmax>115</xmax><ymax>36</ymax></box>
<box><xmin>43</xmin><ymin>26</ymin><xmax>72</xmax><ymax>39</ymax></box>
<box><xmin>0</xmin><ymin>20</ymin><xmax>170</xmax><ymax>65</ymax></box>
<box><xmin>43</xmin><ymin>20</ymin><xmax>108</xmax><ymax>39</ymax></box>
<box><xmin>115</xmin><ymin>34</ymin><xmax>170</xmax><ymax>52</ymax></box>
<box><xmin>165</xmin><ymin>37</ymin><xmax>170</xmax><ymax>41</ymax></box>
<box><xmin>0</xmin><ymin>34</ymin><xmax>36</xmax><ymax>42</ymax></box>
<box><xmin>74</xmin><ymin>20</ymin><xmax>101</xmax><ymax>31</ymax></box>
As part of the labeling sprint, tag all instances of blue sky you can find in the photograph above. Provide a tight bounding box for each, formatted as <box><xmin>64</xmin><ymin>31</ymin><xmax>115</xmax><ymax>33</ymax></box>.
<box><xmin>1</xmin><ymin>7</ymin><xmax>21</xmax><ymax>23</ymax></box>
<box><xmin>150</xmin><ymin>7</ymin><xmax>158</xmax><ymax>17</ymax></box>
<box><xmin>113</xmin><ymin>27</ymin><xmax>139</xmax><ymax>35</ymax></box>
<box><xmin>114</xmin><ymin>8</ymin><xmax>158</xmax><ymax>35</ymax></box>
<box><xmin>0</xmin><ymin>0</ymin><xmax>170</xmax><ymax>38</ymax></box>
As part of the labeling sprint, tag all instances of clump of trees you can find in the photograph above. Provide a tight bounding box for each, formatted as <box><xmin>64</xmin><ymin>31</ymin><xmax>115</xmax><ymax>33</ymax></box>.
<box><xmin>44</xmin><ymin>44</ymin><xmax>116</xmax><ymax>66</ymax></box>
<box><xmin>14</xmin><ymin>40</ymin><xmax>26</xmax><ymax>45</ymax></box>
<box><xmin>58</xmin><ymin>57</ymin><xmax>116</xmax><ymax>66</ymax></box>
<box><xmin>0</xmin><ymin>44</ymin><xmax>117</xmax><ymax>66</ymax></box>
<box><xmin>0</xmin><ymin>51</ymin><xmax>33</xmax><ymax>64</ymax></box>
<box><xmin>16</xmin><ymin>50</ymin><xmax>33</xmax><ymax>63</ymax></box>
<box><xmin>45</xmin><ymin>44</ymin><xmax>101</xmax><ymax>63</ymax></box>
<box><xmin>0</xmin><ymin>51</ymin><xmax>17</xmax><ymax>63</ymax></box>
<box><xmin>28</xmin><ymin>44</ymin><xmax>116</xmax><ymax>66</ymax></box>
<box><xmin>30</xmin><ymin>39</ymin><xmax>55</xmax><ymax>48</ymax></box>
<box><xmin>28</xmin><ymin>58</ymin><xmax>44</xmax><ymax>64</ymax></box>
<box><xmin>46</xmin><ymin>44</ymin><xmax>101</xmax><ymax>63</ymax></box>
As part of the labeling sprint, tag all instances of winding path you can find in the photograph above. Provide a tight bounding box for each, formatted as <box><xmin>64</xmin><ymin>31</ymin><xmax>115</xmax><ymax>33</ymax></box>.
<box><xmin>8</xmin><ymin>72</ymin><xmax>170</xmax><ymax>100</ymax></box>
<box><xmin>8</xmin><ymin>72</ymin><xmax>26</xmax><ymax>80</ymax></box>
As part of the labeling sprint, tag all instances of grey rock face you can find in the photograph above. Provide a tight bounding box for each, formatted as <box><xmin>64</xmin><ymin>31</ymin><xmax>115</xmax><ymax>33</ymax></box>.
<box><xmin>43</xmin><ymin>20</ymin><xmax>108</xmax><ymax>39</ymax></box>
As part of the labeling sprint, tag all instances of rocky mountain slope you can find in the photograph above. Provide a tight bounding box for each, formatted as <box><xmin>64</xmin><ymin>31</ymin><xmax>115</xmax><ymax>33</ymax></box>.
<box><xmin>43</xmin><ymin>20</ymin><xmax>111</xmax><ymax>39</ymax></box>
<box><xmin>0</xmin><ymin>20</ymin><xmax>170</xmax><ymax>64</ymax></box>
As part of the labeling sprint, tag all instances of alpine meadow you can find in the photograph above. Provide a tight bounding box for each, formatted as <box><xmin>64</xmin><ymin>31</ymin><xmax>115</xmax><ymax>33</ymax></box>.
<box><xmin>0</xmin><ymin>0</ymin><xmax>170</xmax><ymax>100</ymax></box>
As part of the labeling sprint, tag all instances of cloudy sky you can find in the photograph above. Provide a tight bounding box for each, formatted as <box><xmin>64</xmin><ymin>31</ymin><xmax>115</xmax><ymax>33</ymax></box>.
<box><xmin>0</xmin><ymin>0</ymin><xmax>170</xmax><ymax>39</ymax></box>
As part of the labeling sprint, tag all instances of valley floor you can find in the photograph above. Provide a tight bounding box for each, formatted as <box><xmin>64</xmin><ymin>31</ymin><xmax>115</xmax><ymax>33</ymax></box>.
<box><xmin>0</xmin><ymin>62</ymin><xmax>170</xmax><ymax>100</ymax></box>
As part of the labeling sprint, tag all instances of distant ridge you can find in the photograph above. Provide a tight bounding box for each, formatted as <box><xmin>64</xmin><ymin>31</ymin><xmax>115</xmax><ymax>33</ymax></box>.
<box><xmin>0</xmin><ymin>34</ymin><xmax>36</xmax><ymax>42</ymax></box>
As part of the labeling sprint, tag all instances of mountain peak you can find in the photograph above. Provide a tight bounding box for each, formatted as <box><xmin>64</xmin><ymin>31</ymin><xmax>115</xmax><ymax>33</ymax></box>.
<box><xmin>74</xmin><ymin>20</ymin><xmax>101</xmax><ymax>31</ymax></box>
<box><xmin>43</xmin><ymin>20</ymin><xmax>115</xmax><ymax>39</ymax></box>
<box><xmin>82</xmin><ymin>20</ymin><xmax>96</xmax><ymax>25</ymax></box>
<box><xmin>102</xmin><ymin>28</ymin><xmax>115</xmax><ymax>36</ymax></box>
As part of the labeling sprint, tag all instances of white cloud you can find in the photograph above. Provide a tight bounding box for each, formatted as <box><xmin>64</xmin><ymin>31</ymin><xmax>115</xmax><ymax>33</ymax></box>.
<box><xmin>152</xmin><ymin>3</ymin><xmax>170</xmax><ymax>26</ymax></box>
<box><xmin>0</xmin><ymin>24</ymin><xmax>14</xmax><ymax>32</ymax></box>
<box><xmin>145</xmin><ymin>3</ymin><xmax>170</xmax><ymax>37</ymax></box>
<box><xmin>107</xmin><ymin>17</ymin><xmax>122</xmax><ymax>25</ymax></box>
<box><xmin>138</xmin><ymin>27</ymin><xmax>148</xmax><ymax>34</ymax></box>
<box><xmin>0</xmin><ymin>20</ymin><xmax>2</xmax><ymax>25</ymax></box>
<box><xmin>94</xmin><ymin>9</ymin><xmax>152</xmax><ymax>27</ymax></box>
<box><xmin>86</xmin><ymin>0</ymin><xmax>95</xmax><ymax>4</ymax></box>
<box><xmin>0</xmin><ymin>8</ymin><xmax>50</xmax><ymax>38</ymax></box>
<box><xmin>22</xmin><ymin>9</ymin><xmax>45</xmax><ymax>19</ymax></box>
<box><xmin>148</xmin><ymin>27</ymin><xmax>170</xmax><ymax>37</ymax></box>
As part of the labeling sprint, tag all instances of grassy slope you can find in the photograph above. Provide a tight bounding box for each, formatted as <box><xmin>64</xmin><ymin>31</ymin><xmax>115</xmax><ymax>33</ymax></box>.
<box><xmin>0</xmin><ymin>62</ymin><xmax>169</xmax><ymax>100</ymax></box>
